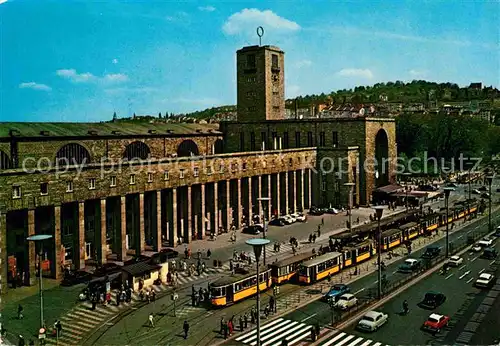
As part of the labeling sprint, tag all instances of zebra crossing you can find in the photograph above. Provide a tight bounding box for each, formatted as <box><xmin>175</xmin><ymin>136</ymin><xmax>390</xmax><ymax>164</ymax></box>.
<box><xmin>319</xmin><ymin>331</ymin><xmax>389</xmax><ymax>346</ymax></box>
<box><xmin>235</xmin><ymin>318</ymin><xmax>312</xmax><ymax>346</ymax></box>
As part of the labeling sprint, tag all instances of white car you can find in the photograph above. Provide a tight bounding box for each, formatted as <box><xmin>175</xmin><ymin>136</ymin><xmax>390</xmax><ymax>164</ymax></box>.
<box><xmin>282</xmin><ymin>215</ymin><xmax>294</xmax><ymax>225</ymax></box>
<box><xmin>447</xmin><ymin>256</ymin><xmax>463</xmax><ymax>267</ymax></box>
<box><xmin>475</xmin><ymin>273</ymin><xmax>496</xmax><ymax>288</ymax></box>
<box><xmin>356</xmin><ymin>310</ymin><xmax>388</xmax><ymax>332</ymax></box>
<box><xmin>335</xmin><ymin>293</ymin><xmax>358</xmax><ymax>310</ymax></box>
<box><xmin>478</xmin><ymin>238</ymin><xmax>494</xmax><ymax>247</ymax></box>
<box><xmin>472</xmin><ymin>244</ymin><xmax>483</xmax><ymax>252</ymax></box>
<box><xmin>292</xmin><ymin>213</ymin><xmax>307</xmax><ymax>222</ymax></box>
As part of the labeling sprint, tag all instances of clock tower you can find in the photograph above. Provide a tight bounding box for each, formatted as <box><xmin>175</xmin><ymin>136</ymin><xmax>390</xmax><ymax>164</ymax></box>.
<box><xmin>236</xmin><ymin>45</ymin><xmax>285</xmax><ymax>122</ymax></box>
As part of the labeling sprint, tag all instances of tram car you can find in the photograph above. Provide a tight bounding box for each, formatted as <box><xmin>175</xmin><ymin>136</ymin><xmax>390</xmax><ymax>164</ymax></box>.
<box><xmin>400</xmin><ymin>222</ymin><xmax>420</xmax><ymax>241</ymax></box>
<box><xmin>341</xmin><ymin>239</ymin><xmax>376</xmax><ymax>268</ymax></box>
<box><xmin>269</xmin><ymin>252</ymin><xmax>316</xmax><ymax>285</ymax></box>
<box><xmin>298</xmin><ymin>252</ymin><xmax>343</xmax><ymax>284</ymax></box>
<box><xmin>209</xmin><ymin>266</ymin><xmax>272</xmax><ymax>307</ymax></box>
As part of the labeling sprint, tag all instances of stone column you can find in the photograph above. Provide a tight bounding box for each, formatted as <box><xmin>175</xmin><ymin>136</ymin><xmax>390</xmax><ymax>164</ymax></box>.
<box><xmin>99</xmin><ymin>199</ymin><xmax>107</xmax><ymax>265</ymax></box>
<box><xmin>214</xmin><ymin>182</ymin><xmax>219</xmax><ymax>233</ymax></box>
<box><xmin>156</xmin><ymin>191</ymin><xmax>162</xmax><ymax>251</ymax></box>
<box><xmin>248</xmin><ymin>177</ymin><xmax>253</xmax><ymax>224</ymax></box>
<box><xmin>258</xmin><ymin>176</ymin><xmax>262</xmax><ymax>217</ymax></box>
<box><xmin>0</xmin><ymin>211</ymin><xmax>7</xmax><ymax>295</ymax></box>
<box><xmin>293</xmin><ymin>170</ymin><xmax>297</xmax><ymax>213</ymax></box>
<box><xmin>285</xmin><ymin>172</ymin><xmax>289</xmax><ymax>215</ymax></box>
<box><xmin>54</xmin><ymin>205</ymin><xmax>62</xmax><ymax>280</ymax></box>
<box><xmin>119</xmin><ymin>196</ymin><xmax>127</xmax><ymax>261</ymax></box>
<box><xmin>138</xmin><ymin>193</ymin><xmax>145</xmax><ymax>253</ymax></box>
<box><xmin>226</xmin><ymin>180</ymin><xmax>231</xmax><ymax>230</ymax></box>
<box><xmin>78</xmin><ymin>202</ymin><xmax>85</xmax><ymax>269</ymax></box>
<box><xmin>276</xmin><ymin>174</ymin><xmax>281</xmax><ymax>217</ymax></box>
<box><xmin>28</xmin><ymin>209</ymin><xmax>36</xmax><ymax>285</ymax></box>
<box><xmin>267</xmin><ymin>175</ymin><xmax>271</xmax><ymax>221</ymax></box>
<box><xmin>301</xmin><ymin>169</ymin><xmax>305</xmax><ymax>210</ymax></box>
<box><xmin>201</xmin><ymin>184</ymin><xmax>206</xmax><ymax>239</ymax></box>
<box><xmin>172</xmin><ymin>188</ymin><xmax>178</xmax><ymax>243</ymax></box>
<box><xmin>187</xmin><ymin>186</ymin><xmax>192</xmax><ymax>243</ymax></box>
<box><xmin>308</xmin><ymin>169</ymin><xmax>312</xmax><ymax>208</ymax></box>
<box><xmin>237</xmin><ymin>179</ymin><xmax>242</xmax><ymax>228</ymax></box>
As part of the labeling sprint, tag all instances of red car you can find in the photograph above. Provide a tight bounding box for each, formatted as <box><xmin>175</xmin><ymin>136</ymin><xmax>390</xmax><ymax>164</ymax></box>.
<box><xmin>422</xmin><ymin>313</ymin><xmax>450</xmax><ymax>333</ymax></box>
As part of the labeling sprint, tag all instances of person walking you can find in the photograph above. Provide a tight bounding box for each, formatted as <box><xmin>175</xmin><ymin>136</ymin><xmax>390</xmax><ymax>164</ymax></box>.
<box><xmin>244</xmin><ymin>313</ymin><xmax>248</xmax><ymax>329</ymax></box>
<box><xmin>207</xmin><ymin>249</ymin><xmax>211</xmax><ymax>259</ymax></box>
<box><xmin>148</xmin><ymin>313</ymin><xmax>154</xmax><ymax>327</ymax></box>
<box><xmin>220</xmin><ymin>317</ymin><xmax>225</xmax><ymax>335</ymax></box>
<box><xmin>183</xmin><ymin>320</ymin><xmax>190</xmax><ymax>339</ymax></box>
<box><xmin>17</xmin><ymin>305</ymin><xmax>23</xmax><ymax>320</ymax></box>
<box><xmin>239</xmin><ymin>315</ymin><xmax>244</xmax><ymax>331</ymax></box>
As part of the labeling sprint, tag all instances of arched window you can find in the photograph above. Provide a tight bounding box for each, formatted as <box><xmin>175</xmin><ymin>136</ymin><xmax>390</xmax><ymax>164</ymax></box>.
<box><xmin>213</xmin><ymin>139</ymin><xmax>224</xmax><ymax>154</ymax></box>
<box><xmin>177</xmin><ymin>140</ymin><xmax>200</xmax><ymax>157</ymax></box>
<box><xmin>0</xmin><ymin>150</ymin><xmax>12</xmax><ymax>170</ymax></box>
<box><xmin>56</xmin><ymin>143</ymin><xmax>91</xmax><ymax>165</ymax></box>
<box><xmin>124</xmin><ymin>141</ymin><xmax>151</xmax><ymax>160</ymax></box>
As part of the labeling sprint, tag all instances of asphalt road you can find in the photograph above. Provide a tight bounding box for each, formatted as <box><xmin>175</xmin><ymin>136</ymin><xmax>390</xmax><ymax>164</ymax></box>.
<box><xmin>279</xmin><ymin>211</ymin><xmax>500</xmax><ymax>346</ymax></box>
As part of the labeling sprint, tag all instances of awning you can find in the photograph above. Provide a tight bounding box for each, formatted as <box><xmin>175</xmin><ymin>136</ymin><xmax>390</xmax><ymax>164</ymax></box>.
<box><xmin>374</xmin><ymin>184</ymin><xmax>403</xmax><ymax>194</ymax></box>
<box><xmin>122</xmin><ymin>262</ymin><xmax>161</xmax><ymax>277</ymax></box>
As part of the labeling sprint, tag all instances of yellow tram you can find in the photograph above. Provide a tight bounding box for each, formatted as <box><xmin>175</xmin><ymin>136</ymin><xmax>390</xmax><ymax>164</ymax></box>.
<box><xmin>381</xmin><ymin>229</ymin><xmax>403</xmax><ymax>250</ymax></box>
<box><xmin>209</xmin><ymin>266</ymin><xmax>272</xmax><ymax>307</ymax></box>
<box><xmin>341</xmin><ymin>240</ymin><xmax>375</xmax><ymax>268</ymax></box>
<box><xmin>269</xmin><ymin>252</ymin><xmax>316</xmax><ymax>285</ymax></box>
<box><xmin>298</xmin><ymin>252</ymin><xmax>343</xmax><ymax>284</ymax></box>
<box><xmin>400</xmin><ymin>222</ymin><xmax>420</xmax><ymax>241</ymax></box>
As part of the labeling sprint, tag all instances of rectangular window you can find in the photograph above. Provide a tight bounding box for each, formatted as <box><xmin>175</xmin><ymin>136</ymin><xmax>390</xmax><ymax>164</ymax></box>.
<box><xmin>129</xmin><ymin>174</ymin><xmax>136</xmax><ymax>185</ymax></box>
<box><xmin>283</xmin><ymin>132</ymin><xmax>289</xmax><ymax>149</ymax></box>
<box><xmin>12</xmin><ymin>185</ymin><xmax>21</xmax><ymax>199</ymax></box>
<box><xmin>63</xmin><ymin>224</ymin><xmax>72</xmax><ymax>237</ymax></box>
<box><xmin>272</xmin><ymin>54</ymin><xmax>279</xmax><ymax>68</ymax></box>
<box><xmin>307</xmin><ymin>132</ymin><xmax>313</xmax><ymax>147</ymax></box>
<box><xmin>295</xmin><ymin>131</ymin><xmax>301</xmax><ymax>148</ymax></box>
<box><xmin>332</xmin><ymin>131</ymin><xmax>339</xmax><ymax>148</ymax></box>
<box><xmin>66</xmin><ymin>181</ymin><xmax>74</xmax><ymax>193</ymax></box>
<box><xmin>261</xmin><ymin>131</ymin><xmax>267</xmax><ymax>150</ymax></box>
<box><xmin>164</xmin><ymin>170</ymin><xmax>170</xmax><ymax>180</ymax></box>
<box><xmin>246</xmin><ymin>77</ymin><xmax>256</xmax><ymax>83</ymax></box>
<box><xmin>246</xmin><ymin>54</ymin><xmax>256</xmax><ymax>68</ymax></box>
<box><xmin>110</xmin><ymin>176</ymin><xmax>117</xmax><ymax>187</ymax></box>
<box><xmin>148</xmin><ymin>172</ymin><xmax>153</xmax><ymax>183</ymax></box>
<box><xmin>180</xmin><ymin>169</ymin><xmax>185</xmax><ymax>179</ymax></box>
<box><xmin>247</xmin><ymin>106</ymin><xmax>256</xmax><ymax>112</ymax></box>
<box><xmin>240</xmin><ymin>132</ymin><xmax>245</xmax><ymax>151</ymax></box>
<box><xmin>40</xmin><ymin>183</ymin><xmax>48</xmax><ymax>195</ymax></box>
<box><xmin>319</xmin><ymin>132</ymin><xmax>326</xmax><ymax>146</ymax></box>
<box><xmin>193</xmin><ymin>167</ymin><xmax>199</xmax><ymax>177</ymax></box>
<box><xmin>242</xmin><ymin>163</ymin><xmax>247</xmax><ymax>171</ymax></box>
<box><xmin>250</xmin><ymin>132</ymin><xmax>256</xmax><ymax>151</ymax></box>
<box><xmin>89</xmin><ymin>178</ymin><xmax>96</xmax><ymax>190</ymax></box>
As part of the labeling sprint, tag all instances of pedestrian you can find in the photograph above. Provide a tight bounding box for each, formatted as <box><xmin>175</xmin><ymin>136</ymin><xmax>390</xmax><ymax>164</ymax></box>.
<box><xmin>149</xmin><ymin>313</ymin><xmax>154</xmax><ymax>327</ymax></box>
<box><xmin>228</xmin><ymin>319</ymin><xmax>234</xmax><ymax>335</ymax></box>
<box><xmin>207</xmin><ymin>249</ymin><xmax>212</xmax><ymax>259</ymax></box>
<box><xmin>54</xmin><ymin>320</ymin><xmax>62</xmax><ymax>337</ymax></box>
<box><xmin>321</xmin><ymin>218</ymin><xmax>324</xmax><ymax>226</ymax></box>
<box><xmin>312</xmin><ymin>234</ymin><xmax>316</xmax><ymax>243</ymax></box>
<box><xmin>223</xmin><ymin>323</ymin><xmax>228</xmax><ymax>339</ymax></box>
<box><xmin>309</xmin><ymin>234</ymin><xmax>313</xmax><ymax>243</ymax></box>
<box><xmin>244</xmin><ymin>313</ymin><xmax>248</xmax><ymax>329</ymax></box>
<box><xmin>116</xmin><ymin>292</ymin><xmax>121</xmax><ymax>306</ymax></box>
<box><xmin>317</xmin><ymin>228</ymin><xmax>321</xmax><ymax>237</ymax></box>
<box><xmin>17</xmin><ymin>304</ymin><xmax>23</xmax><ymax>320</ymax></box>
<box><xmin>239</xmin><ymin>315</ymin><xmax>244</xmax><ymax>331</ymax></box>
<box><xmin>229</xmin><ymin>260</ymin><xmax>234</xmax><ymax>272</ymax></box>
<box><xmin>151</xmin><ymin>290</ymin><xmax>156</xmax><ymax>302</ymax></box>
<box><xmin>220</xmin><ymin>317</ymin><xmax>225</xmax><ymax>335</ymax></box>
<box><xmin>183</xmin><ymin>320</ymin><xmax>190</xmax><ymax>339</ymax></box>
<box><xmin>18</xmin><ymin>335</ymin><xmax>25</xmax><ymax>346</ymax></box>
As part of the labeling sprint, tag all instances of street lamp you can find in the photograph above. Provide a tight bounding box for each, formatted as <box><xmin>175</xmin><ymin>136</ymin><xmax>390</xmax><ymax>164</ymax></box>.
<box><xmin>344</xmin><ymin>183</ymin><xmax>355</xmax><ymax>232</ymax></box>
<box><xmin>487</xmin><ymin>175</ymin><xmax>494</xmax><ymax>232</ymax></box>
<box><xmin>443</xmin><ymin>187</ymin><xmax>455</xmax><ymax>258</ymax></box>
<box><xmin>246</xmin><ymin>238</ymin><xmax>271</xmax><ymax>346</ymax></box>
<box><xmin>403</xmin><ymin>173</ymin><xmax>412</xmax><ymax>212</ymax></box>
<box><xmin>26</xmin><ymin>234</ymin><xmax>52</xmax><ymax>329</ymax></box>
<box><xmin>257</xmin><ymin>197</ymin><xmax>270</xmax><ymax>265</ymax></box>
<box><xmin>373</xmin><ymin>206</ymin><xmax>384</xmax><ymax>299</ymax></box>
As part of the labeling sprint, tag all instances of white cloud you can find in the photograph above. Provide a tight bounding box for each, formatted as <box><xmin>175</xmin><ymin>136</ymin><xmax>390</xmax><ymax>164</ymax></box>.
<box><xmin>112</xmin><ymin>58</ymin><xmax>118</xmax><ymax>64</ymax></box>
<box><xmin>336</xmin><ymin>68</ymin><xmax>374</xmax><ymax>79</ymax></box>
<box><xmin>19</xmin><ymin>82</ymin><xmax>52</xmax><ymax>91</ymax></box>
<box><xmin>294</xmin><ymin>60</ymin><xmax>312</xmax><ymax>68</ymax></box>
<box><xmin>56</xmin><ymin>69</ymin><xmax>128</xmax><ymax>84</ymax></box>
<box><xmin>409</xmin><ymin>69</ymin><xmax>427</xmax><ymax>77</ymax></box>
<box><xmin>0</xmin><ymin>0</ymin><xmax>7</xmax><ymax>5</ymax></box>
<box><xmin>222</xmin><ymin>9</ymin><xmax>300</xmax><ymax>35</ymax></box>
<box><xmin>198</xmin><ymin>6</ymin><xmax>215</xmax><ymax>12</ymax></box>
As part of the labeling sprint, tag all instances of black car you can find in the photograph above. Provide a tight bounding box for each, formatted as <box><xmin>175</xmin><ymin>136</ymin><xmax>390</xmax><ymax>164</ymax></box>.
<box><xmin>481</xmin><ymin>248</ymin><xmax>498</xmax><ymax>260</ymax></box>
<box><xmin>160</xmin><ymin>248</ymin><xmax>179</xmax><ymax>259</ymax></box>
<box><xmin>123</xmin><ymin>255</ymin><xmax>151</xmax><ymax>266</ymax></box>
<box><xmin>479</xmin><ymin>186</ymin><xmax>488</xmax><ymax>192</ymax></box>
<box><xmin>242</xmin><ymin>224</ymin><xmax>264</xmax><ymax>234</ymax></box>
<box><xmin>93</xmin><ymin>262</ymin><xmax>122</xmax><ymax>277</ymax></box>
<box><xmin>309</xmin><ymin>207</ymin><xmax>324</xmax><ymax>216</ymax></box>
<box><xmin>418</xmin><ymin>291</ymin><xmax>446</xmax><ymax>309</ymax></box>
<box><xmin>421</xmin><ymin>245</ymin><xmax>441</xmax><ymax>259</ymax></box>
<box><xmin>60</xmin><ymin>270</ymin><xmax>92</xmax><ymax>286</ymax></box>
<box><xmin>269</xmin><ymin>218</ymin><xmax>286</xmax><ymax>226</ymax></box>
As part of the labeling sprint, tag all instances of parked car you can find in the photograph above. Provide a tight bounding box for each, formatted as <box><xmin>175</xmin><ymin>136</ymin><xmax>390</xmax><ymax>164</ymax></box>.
<box><xmin>242</xmin><ymin>224</ymin><xmax>264</xmax><ymax>234</ymax></box>
<box><xmin>481</xmin><ymin>247</ymin><xmax>498</xmax><ymax>260</ymax></box>
<box><xmin>472</xmin><ymin>189</ymin><xmax>481</xmax><ymax>195</ymax></box>
<box><xmin>356</xmin><ymin>311</ymin><xmax>388</xmax><ymax>332</ymax></box>
<box><xmin>61</xmin><ymin>270</ymin><xmax>92</xmax><ymax>286</ymax></box>
<box><xmin>481</xmin><ymin>192</ymin><xmax>491</xmax><ymax>199</ymax></box>
<box><xmin>472</xmin><ymin>244</ymin><xmax>483</xmax><ymax>252</ymax></box>
<box><xmin>323</xmin><ymin>284</ymin><xmax>350</xmax><ymax>301</ymax></box>
<box><xmin>309</xmin><ymin>207</ymin><xmax>324</xmax><ymax>216</ymax></box>
<box><xmin>447</xmin><ymin>255</ymin><xmax>463</xmax><ymax>267</ymax></box>
<box><xmin>326</xmin><ymin>207</ymin><xmax>339</xmax><ymax>214</ymax></box>
<box><xmin>421</xmin><ymin>245</ymin><xmax>441</xmax><ymax>259</ymax></box>
<box><xmin>335</xmin><ymin>293</ymin><xmax>358</xmax><ymax>310</ymax></box>
<box><xmin>269</xmin><ymin>217</ymin><xmax>286</xmax><ymax>226</ymax></box>
<box><xmin>398</xmin><ymin>258</ymin><xmax>421</xmax><ymax>273</ymax></box>
<box><xmin>293</xmin><ymin>213</ymin><xmax>307</xmax><ymax>222</ymax></box>
<box><xmin>159</xmin><ymin>248</ymin><xmax>179</xmax><ymax>259</ymax></box>
<box><xmin>283</xmin><ymin>215</ymin><xmax>294</xmax><ymax>225</ymax></box>
<box><xmin>478</xmin><ymin>237</ymin><xmax>494</xmax><ymax>247</ymax></box>
<box><xmin>479</xmin><ymin>186</ymin><xmax>488</xmax><ymax>192</ymax></box>
<box><xmin>475</xmin><ymin>273</ymin><xmax>496</xmax><ymax>288</ymax></box>
<box><xmin>418</xmin><ymin>291</ymin><xmax>447</xmax><ymax>309</ymax></box>
<box><xmin>93</xmin><ymin>262</ymin><xmax>122</xmax><ymax>277</ymax></box>
<box><xmin>421</xmin><ymin>313</ymin><xmax>450</xmax><ymax>333</ymax></box>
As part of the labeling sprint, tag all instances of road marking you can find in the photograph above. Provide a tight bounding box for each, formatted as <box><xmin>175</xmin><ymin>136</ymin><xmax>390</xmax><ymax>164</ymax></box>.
<box><xmin>467</xmin><ymin>277</ymin><xmax>474</xmax><ymax>284</ymax></box>
<box><xmin>373</xmin><ymin>280</ymin><xmax>378</xmax><ymax>284</ymax></box>
<box><xmin>301</xmin><ymin>313</ymin><xmax>317</xmax><ymax>322</ymax></box>
<box><xmin>479</xmin><ymin>268</ymin><xmax>485</xmax><ymax>274</ymax></box>
<box><xmin>490</xmin><ymin>260</ymin><xmax>497</xmax><ymax>266</ymax></box>
<box><xmin>392</xmin><ymin>270</ymin><xmax>398</xmax><ymax>274</ymax></box>
<box><xmin>445</xmin><ymin>273</ymin><xmax>454</xmax><ymax>280</ymax></box>
<box><xmin>322</xmin><ymin>332</ymin><xmax>347</xmax><ymax>346</ymax></box>
<box><xmin>471</xmin><ymin>257</ymin><xmax>478</xmax><ymax>262</ymax></box>
<box><xmin>353</xmin><ymin>288</ymin><xmax>365</xmax><ymax>295</ymax></box>
<box><xmin>458</xmin><ymin>235</ymin><xmax>463</xmax><ymax>239</ymax></box>
<box><xmin>459</xmin><ymin>265</ymin><xmax>466</xmax><ymax>270</ymax></box>
<box><xmin>467</xmin><ymin>230</ymin><xmax>472</xmax><ymax>234</ymax></box>
<box><xmin>459</xmin><ymin>271</ymin><xmax>471</xmax><ymax>280</ymax></box>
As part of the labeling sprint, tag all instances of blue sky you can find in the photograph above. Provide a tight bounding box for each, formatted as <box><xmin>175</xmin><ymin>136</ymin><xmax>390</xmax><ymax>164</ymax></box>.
<box><xmin>1</xmin><ymin>0</ymin><xmax>498</xmax><ymax>123</ymax></box>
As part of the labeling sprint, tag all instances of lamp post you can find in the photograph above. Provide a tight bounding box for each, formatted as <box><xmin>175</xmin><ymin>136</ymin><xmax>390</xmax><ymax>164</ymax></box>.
<box><xmin>246</xmin><ymin>238</ymin><xmax>270</xmax><ymax>346</ymax></box>
<box><xmin>443</xmin><ymin>187</ymin><xmax>454</xmax><ymax>258</ymax></box>
<box><xmin>344</xmin><ymin>183</ymin><xmax>355</xmax><ymax>232</ymax></box>
<box><xmin>373</xmin><ymin>206</ymin><xmax>384</xmax><ymax>299</ymax></box>
<box><xmin>403</xmin><ymin>173</ymin><xmax>412</xmax><ymax>212</ymax></box>
<box><xmin>257</xmin><ymin>197</ymin><xmax>270</xmax><ymax>265</ymax></box>
<box><xmin>487</xmin><ymin>175</ymin><xmax>494</xmax><ymax>232</ymax></box>
<box><xmin>27</xmin><ymin>234</ymin><xmax>53</xmax><ymax>329</ymax></box>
